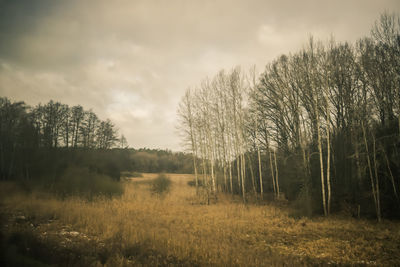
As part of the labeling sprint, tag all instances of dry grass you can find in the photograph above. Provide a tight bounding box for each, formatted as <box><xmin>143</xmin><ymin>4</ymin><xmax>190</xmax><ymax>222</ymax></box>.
<box><xmin>1</xmin><ymin>174</ymin><xmax>400</xmax><ymax>266</ymax></box>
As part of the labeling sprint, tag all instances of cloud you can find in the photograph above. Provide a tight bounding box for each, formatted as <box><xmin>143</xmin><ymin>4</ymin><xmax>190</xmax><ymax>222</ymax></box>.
<box><xmin>0</xmin><ymin>0</ymin><xmax>399</xmax><ymax>150</ymax></box>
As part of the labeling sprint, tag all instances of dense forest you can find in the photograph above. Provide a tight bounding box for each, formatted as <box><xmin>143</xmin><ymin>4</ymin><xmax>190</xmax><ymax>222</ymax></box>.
<box><xmin>178</xmin><ymin>13</ymin><xmax>400</xmax><ymax>220</ymax></box>
<box><xmin>0</xmin><ymin>99</ymin><xmax>124</xmax><ymax>180</ymax></box>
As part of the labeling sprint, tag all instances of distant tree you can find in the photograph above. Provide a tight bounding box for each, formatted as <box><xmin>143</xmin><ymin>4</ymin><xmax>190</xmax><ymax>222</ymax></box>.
<box><xmin>80</xmin><ymin>110</ymin><xmax>99</xmax><ymax>148</ymax></box>
<box><xmin>71</xmin><ymin>105</ymin><xmax>84</xmax><ymax>148</ymax></box>
<box><xmin>119</xmin><ymin>134</ymin><xmax>128</xmax><ymax>149</ymax></box>
<box><xmin>96</xmin><ymin>119</ymin><xmax>118</xmax><ymax>149</ymax></box>
<box><xmin>0</xmin><ymin>98</ymin><xmax>29</xmax><ymax>179</ymax></box>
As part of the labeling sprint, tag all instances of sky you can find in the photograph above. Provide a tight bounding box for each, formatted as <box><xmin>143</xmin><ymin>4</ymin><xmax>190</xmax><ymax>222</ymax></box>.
<box><xmin>0</xmin><ymin>0</ymin><xmax>399</xmax><ymax>151</ymax></box>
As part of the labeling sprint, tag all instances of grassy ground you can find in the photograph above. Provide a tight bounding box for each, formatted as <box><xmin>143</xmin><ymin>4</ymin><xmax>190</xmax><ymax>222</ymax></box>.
<box><xmin>1</xmin><ymin>173</ymin><xmax>400</xmax><ymax>266</ymax></box>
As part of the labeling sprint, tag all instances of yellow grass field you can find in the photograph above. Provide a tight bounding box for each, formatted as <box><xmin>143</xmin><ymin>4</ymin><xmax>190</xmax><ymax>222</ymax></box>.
<box><xmin>1</xmin><ymin>173</ymin><xmax>400</xmax><ymax>266</ymax></box>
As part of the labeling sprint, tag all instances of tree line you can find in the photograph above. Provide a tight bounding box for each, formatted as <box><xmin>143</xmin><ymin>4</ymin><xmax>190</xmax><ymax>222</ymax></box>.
<box><xmin>0</xmin><ymin>98</ymin><xmax>124</xmax><ymax>181</ymax></box>
<box><xmin>178</xmin><ymin>13</ymin><xmax>400</xmax><ymax>220</ymax></box>
<box><xmin>129</xmin><ymin>148</ymin><xmax>194</xmax><ymax>174</ymax></box>
<box><xmin>0</xmin><ymin>97</ymin><xmax>195</xmax><ymax>186</ymax></box>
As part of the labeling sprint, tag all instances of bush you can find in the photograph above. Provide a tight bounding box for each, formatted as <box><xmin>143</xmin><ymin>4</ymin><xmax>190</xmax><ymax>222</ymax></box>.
<box><xmin>150</xmin><ymin>173</ymin><xmax>171</xmax><ymax>195</ymax></box>
<box><xmin>54</xmin><ymin>166</ymin><xmax>124</xmax><ymax>199</ymax></box>
<box><xmin>121</xmin><ymin>171</ymin><xmax>143</xmax><ymax>178</ymax></box>
<box><xmin>187</xmin><ymin>179</ymin><xmax>203</xmax><ymax>187</ymax></box>
<box><xmin>289</xmin><ymin>185</ymin><xmax>313</xmax><ymax>218</ymax></box>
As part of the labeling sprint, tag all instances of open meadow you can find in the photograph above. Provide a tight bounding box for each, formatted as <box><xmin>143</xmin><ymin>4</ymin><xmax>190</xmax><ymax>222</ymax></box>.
<box><xmin>1</xmin><ymin>173</ymin><xmax>400</xmax><ymax>266</ymax></box>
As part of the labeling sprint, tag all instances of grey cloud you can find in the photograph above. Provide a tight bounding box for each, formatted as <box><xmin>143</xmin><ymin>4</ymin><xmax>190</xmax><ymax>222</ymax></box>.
<box><xmin>0</xmin><ymin>0</ymin><xmax>399</xmax><ymax>150</ymax></box>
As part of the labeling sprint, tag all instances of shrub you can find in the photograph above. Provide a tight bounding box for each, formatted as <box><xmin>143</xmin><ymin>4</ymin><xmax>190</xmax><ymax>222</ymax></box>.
<box><xmin>54</xmin><ymin>166</ymin><xmax>123</xmax><ymax>199</ymax></box>
<box><xmin>121</xmin><ymin>171</ymin><xmax>143</xmax><ymax>178</ymax></box>
<box><xmin>150</xmin><ymin>173</ymin><xmax>171</xmax><ymax>195</ymax></box>
<box><xmin>102</xmin><ymin>161</ymin><xmax>121</xmax><ymax>181</ymax></box>
<box><xmin>289</xmin><ymin>185</ymin><xmax>313</xmax><ymax>218</ymax></box>
<box><xmin>187</xmin><ymin>179</ymin><xmax>203</xmax><ymax>187</ymax></box>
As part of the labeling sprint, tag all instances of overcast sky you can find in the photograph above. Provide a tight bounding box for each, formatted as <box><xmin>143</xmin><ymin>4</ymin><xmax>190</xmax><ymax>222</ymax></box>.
<box><xmin>0</xmin><ymin>0</ymin><xmax>399</xmax><ymax>151</ymax></box>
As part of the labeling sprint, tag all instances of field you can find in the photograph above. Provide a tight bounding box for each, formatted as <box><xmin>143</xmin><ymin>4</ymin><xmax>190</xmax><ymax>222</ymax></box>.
<box><xmin>1</xmin><ymin>173</ymin><xmax>400</xmax><ymax>266</ymax></box>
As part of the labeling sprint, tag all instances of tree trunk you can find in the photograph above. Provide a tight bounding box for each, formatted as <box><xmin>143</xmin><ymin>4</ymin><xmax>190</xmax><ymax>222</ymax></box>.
<box><xmin>372</xmin><ymin>135</ymin><xmax>382</xmax><ymax>222</ymax></box>
<box><xmin>229</xmin><ymin>158</ymin><xmax>233</xmax><ymax>195</ymax></box>
<box><xmin>362</xmin><ymin>121</ymin><xmax>381</xmax><ymax>222</ymax></box>
<box><xmin>273</xmin><ymin>149</ymin><xmax>280</xmax><ymax>199</ymax></box>
<box><xmin>317</xmin><ymin>108</ymin><xmax>327</xmax><ymax>216</ymax></box>
<box><xmin>257</xmin><ymin>148</ymin><xmax>263</xmax><ymax>200</ymax></box>
<box><xmin>241</xmin><ymin>153</ymin><xmax>246</xmax><ymax>203</ymax></box>
<box><xmin>247</xmin><ymin>153</ymin><xmax>256</xmax><ymax>196</ymax></box>
<box><xmin>326</xmin><ymin>96</ymin><xmax>331</xmax><ymax>215</ymax></box>
<box><xmin>381</xmin><ymin>144</ymin><xmax>399</xmax><ymax>203</ymax></box>
<box><xmin>269</xmin><ymin>150</ymin><xmax>276</xmax><ymax>197</ymax></box>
